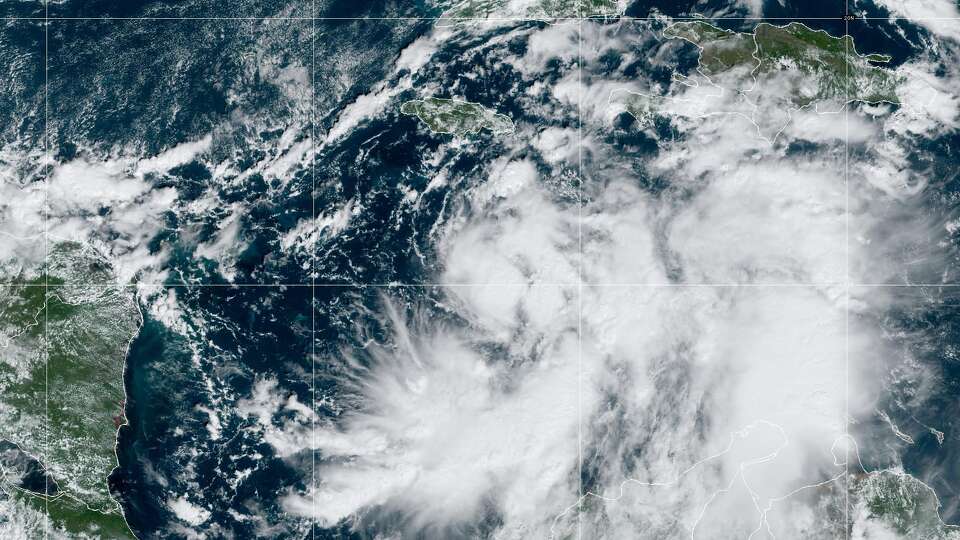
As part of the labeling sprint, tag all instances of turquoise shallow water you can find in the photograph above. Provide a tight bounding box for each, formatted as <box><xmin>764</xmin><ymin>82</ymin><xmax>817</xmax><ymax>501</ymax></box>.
<box><xmin>3</xmin><ymin>0</ymin><xmax>960</xmax><ymax>537</ymax></box>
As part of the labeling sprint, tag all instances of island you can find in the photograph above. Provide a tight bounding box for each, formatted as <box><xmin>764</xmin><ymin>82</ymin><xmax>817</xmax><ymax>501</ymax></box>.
<box><xmin>615</xmin><ymin>20</ymin><xmax>902</xmax><ymax>141</ymax></box>
<box><xmin>855</xmin><ymin>470</ymin><xmax>960</xmax><ymax>539</ymax></box>
<box><xmin>664</xmin><ymin>20</ymin><xmax>899</xmax><ymax>106</ymax></box>
<box><xmin>442</xmin><ymin>0</ymin><xmax>622</xmax><ymax>19</ymax></box>
<box><xmin>401</xmin><ymin>97</ymin><xmax>515</xmax><ymax>136</ymax></box>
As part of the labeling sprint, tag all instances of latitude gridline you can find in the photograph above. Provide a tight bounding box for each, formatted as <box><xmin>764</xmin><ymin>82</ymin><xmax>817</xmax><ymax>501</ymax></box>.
<box><xmin>18</xmin><ymin>17</ymin><xmax>940</xmax><ymax>287</ymax></box>
<box><xmin>6</xmin><ymin>282</ymin><xmax>960</xmax><ymax>287</ymax></box>
<box><xmin>7</xmin><ymin>15</ymin><xmax>960</xmax><ymax>19</ymax></box>
<box><xmin>19</xmin><ymin>6</ymin><xmax>940</xmax><ymax>539</ymax></box>
<box><xmin>2</xmin><ymin>278</ymin><xmax>960</xmax><ymax>285</ymax></box>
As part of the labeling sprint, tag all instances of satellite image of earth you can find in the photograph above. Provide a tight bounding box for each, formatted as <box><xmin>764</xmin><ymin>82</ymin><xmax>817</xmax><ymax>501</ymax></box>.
<box><xmin>1</xmin><ymin>0</ymin><xmax>960</xmax><ymax>538</ymax></box>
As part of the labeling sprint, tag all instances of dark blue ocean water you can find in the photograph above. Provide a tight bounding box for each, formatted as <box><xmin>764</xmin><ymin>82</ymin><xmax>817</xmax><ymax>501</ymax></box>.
<box><xmin>2</xmin><ymin>0</ymin><xmax>958</xmax><ymax>536</ymax></box>
<box><xmin>100</xmin><ymin>4</ymin><xmax>960</xmax><ymax>535</ymax></box>
<box><xmin>113</xmin><ymin>286</ymin><xmax>315</xmax><ymax>537</ymax></box>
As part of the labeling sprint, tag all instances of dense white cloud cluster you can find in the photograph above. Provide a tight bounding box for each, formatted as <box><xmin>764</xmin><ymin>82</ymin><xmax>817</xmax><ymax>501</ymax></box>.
<box><xmin>2</xmin><ymin>8</ymin><xmax>955</xmax><ymax>538</ymax></box>
<box><xmin>872</xmin><ymin>0</ymin><xmax>960</xmax><ymax>42</ymax></box>
<box><xmin>252</xmin><ymin>16</ymin><xmax>960</xmax><ymax>539</ymax></box>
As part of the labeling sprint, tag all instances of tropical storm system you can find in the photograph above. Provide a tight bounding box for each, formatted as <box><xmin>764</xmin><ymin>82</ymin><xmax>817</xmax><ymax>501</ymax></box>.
<box><xmin>1</xmin><ymin>0</ymin><xmax>960</xmax><ymax>538</ymax></box>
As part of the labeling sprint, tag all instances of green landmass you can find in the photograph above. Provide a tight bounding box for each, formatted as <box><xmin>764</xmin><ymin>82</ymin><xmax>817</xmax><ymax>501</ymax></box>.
<box><xmin>624</xmin><ymin>93</ymin><xmax>659</xmax><ymax>126</ymax></box>
<box><xmin>401</xmin><ymin>97</ymin><xmax>514</xmax><ymax>136</ymax></box>
<box><xmin>0</xmin><ymin>487</ymin><xmax>138</xmax><ymax>539</ymax></box>
<box><xmin>855</xmin><ymin>470</ymin><xmax>960</xmax><ymax>539</ymax></box>
<box><xmin>442</xmin><ymin>0</ymin><xmax>621</xmax><ymax>18</ymax></box>
<box><xmin>663</xmin><ymin>20</ymin><xmax>901</xmax><ymax>107</ymax></box>
<box><xmin>617</xmin><ymin>20</ymin><xmax>902</xmax><ymax>140</ymax></box>
<box><xmin>0</xmin><ymin>242</ymin><xmax>140</xmax><ymax>538</ymax></box>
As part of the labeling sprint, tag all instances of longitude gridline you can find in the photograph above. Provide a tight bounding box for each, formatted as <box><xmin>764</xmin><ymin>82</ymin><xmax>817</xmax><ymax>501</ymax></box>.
<box><xmin>310</xmin><ymin>0</ymin><xmax>317</xmax><ymax>536</ymax></box>
<box><xmin>43</xmin><ymin>0</ymin><xmax>49</xmax><ymax>538</ymax></box>
<box><xmin>577</xmin><ymin>12</ymin><xmax>583</xmax><ymax>540</ymax></box>
<box><xmin>16</xmin><ymin>9</ymin><xmax>946</xmax><ymax>538</ymax></box>
<box><xmin>844</xmin><ymin>1</ymin><xmax>851</xmax><ymax>535</ymax></box>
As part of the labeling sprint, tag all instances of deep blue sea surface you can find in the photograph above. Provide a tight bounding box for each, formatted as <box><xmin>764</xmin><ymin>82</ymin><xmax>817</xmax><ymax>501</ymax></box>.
<box><xmin>3</xmin><ymin>0</ymin><xmax>960</xmax><ymax>537</ymax></box>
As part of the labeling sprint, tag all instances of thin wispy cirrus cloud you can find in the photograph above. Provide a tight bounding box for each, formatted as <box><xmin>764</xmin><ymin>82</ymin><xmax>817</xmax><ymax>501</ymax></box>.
<box><xmin>871</xmin><ymin>0</ymin><xmax>960</xmax><ymax>42</ymax></box>
<box><xmin>231</xmin><ymin>14</ymin><xmax>960</xmax><ymax>540</ymax></box>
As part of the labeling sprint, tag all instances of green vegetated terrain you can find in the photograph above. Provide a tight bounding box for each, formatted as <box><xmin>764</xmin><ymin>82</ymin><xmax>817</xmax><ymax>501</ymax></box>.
<box><xmin>0</xmin><ymin>242</ymin><xmax>140</xmax><ymax>538</ymax></box>
<box><xmin>618</xmin><ymin>20</ymin><xmax>901</xmax><ymax>140</ymax></box>
<box><xmin>663</xmin><ymin>20</ymin><xmax>900</xmax><ymax>107</ymax></box>
<box><xmin>855</xmin><ymin>470</ymin><xmax>960</xmax><ymax>539</ymax></box>
<box><xmin>401</xmin><ymin>97</ymin><xmax>515</xmax><ymax>136</ymax></box>
<box><xmin>443</xmin><ymin>0</ymin><xmax>621</xmax><ymax>18</ymax></box>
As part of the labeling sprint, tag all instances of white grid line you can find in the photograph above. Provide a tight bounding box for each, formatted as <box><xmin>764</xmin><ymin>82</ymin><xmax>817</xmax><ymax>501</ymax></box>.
<box><xmin>3</xmin><ymin>282</ymin><xmax>960</xmax><ymax>288</ymax></box>
<box><xmin>577</xmin><ymin>14</ymin><xmax>584</xmax><ymax>540</ymax></box>
<box><xmin>9</xmin><ymin>16</ymin><xmax>960</xmax><ymax>20</ymax></box>
<box><xmin>310</xmin><ymin>0</ymin><xmax>317</xmax><ymax>537</ymax></box>
<box><xmin>19</xmin><ymin>11</ymin><xmax>952</xmax><ymax>538</ymax></box>
<box><xmin>43</xmin><ymin>0</ymin><xmax>49</xmax><ymax>535</ymax></box>
<box><xmin>844</xmin><ymin>8</ymin><xmax>852</xmax><ymax>538</ymax></box>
